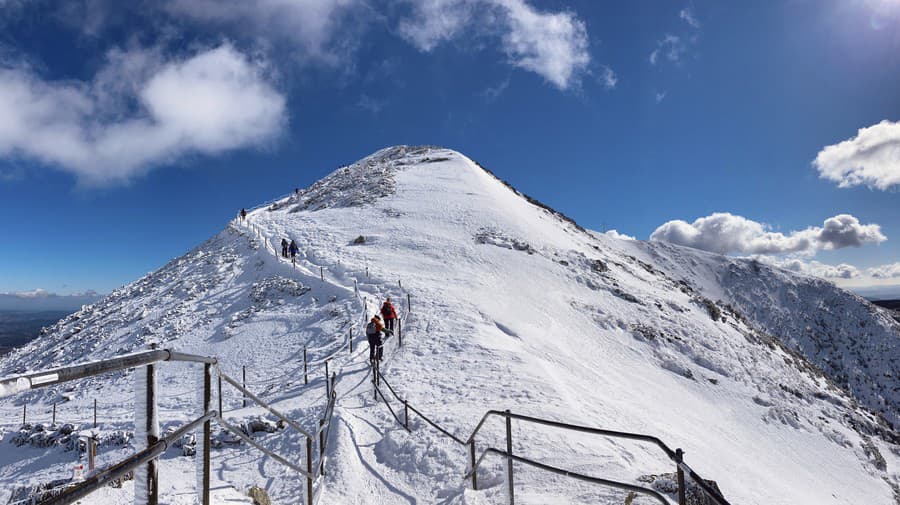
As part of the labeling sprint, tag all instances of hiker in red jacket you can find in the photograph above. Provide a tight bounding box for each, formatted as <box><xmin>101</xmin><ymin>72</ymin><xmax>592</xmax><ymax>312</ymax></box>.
<box><xmin>380</xmin><ymin>297</ymin><xmax>398</xmax><ymax>333</ymax></box>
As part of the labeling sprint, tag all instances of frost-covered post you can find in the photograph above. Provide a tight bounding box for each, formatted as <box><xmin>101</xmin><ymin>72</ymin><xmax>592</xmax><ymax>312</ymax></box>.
<box><xmin>202</xmin><ymin>363</ymin><xmax>212</xmax><ymax>505</ymax></box>
<box><xmin>505</xmin><ymin>410</ymin><xmax>514</xmax><ymax>505</ymax></box>
<box><xmin>135</xmin><ymin>351</ymin><xmax>159</xmax><ymax>505</ymax></box>
<box><xmin>469</xmin><ymin>441</ymin><xmax>478</xmax><ymax>490</ymax></box>
<box><xmin>675</xmin><ymin>448</ymin><xmax>686</xmax><ymax>505</ymax></box>
<box><xmin>303</xmin><ymin>347</ymin><xmax>308</xmax><ymax>385</ymax></box>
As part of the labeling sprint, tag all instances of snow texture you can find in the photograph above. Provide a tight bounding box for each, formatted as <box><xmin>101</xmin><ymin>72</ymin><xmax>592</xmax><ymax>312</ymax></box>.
<box><xmin>0</xmin><ymin>146</ymin><xmax>898</xmax><ymax>505</ymax></box>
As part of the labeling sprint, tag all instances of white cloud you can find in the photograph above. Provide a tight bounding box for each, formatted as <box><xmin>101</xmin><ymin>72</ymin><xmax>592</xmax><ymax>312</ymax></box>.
<box><xmin>480</xmin><ymin>77</ymin><xmax>510</xmax><ymax>102</ymax></box>
<box><xmin>598</xmin><ymin>65</ymin><xmax>617</xmax><ymax>89</ymax></box>
<box><xmin>761</xmin><ymin>257</ymin><xmax>862</xmax><ymax>280</ymax></box>
<box><xmin>0</xmin><ymin>43</ymin><xmax>286</xmax><ymax>185</ymax></box>
<box><xmin>655</xmin><ymin>90</ymin><xmax>667</xmax><ymax>102</ymax></box>
<box><xmin>166</xmin><ymin>0</ymin><xmax>362</xmax><ymax>65</ymax></box>
<box><xmin>869</xmin><ymin>262</ymin><xmax>900</xmax><ymax>279</ymax></box>
<box><xmin>650</xmin><ymin>212</ymin><xmax>886</xmax><ymax>255</ymax></box>
<box><xmin>604</xmin><ymin>229</ymin><xmax>635</xmax><ymax>241</ymax></box>
<box><xmin>679</xmin><ymin>6</ymin><xmax>700</xmax><ymax>28</ymax></box>
<box><xmin>650</xmin><ymin>34</ymin><xmax>686</xmax><ymax>65</ymax></box>
<box><xmin>813</xmin><ymin>120</ymin><xmax>900</xmax><ymax>191</ymax></box>
<box><xmin>399</xmin><ymin>0</ymin><xmax>590</xmax><ymax>90</ymax></box>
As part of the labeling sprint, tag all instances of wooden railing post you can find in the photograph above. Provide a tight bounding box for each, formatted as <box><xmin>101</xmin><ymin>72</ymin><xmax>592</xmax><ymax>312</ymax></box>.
<box><xmin>202</xmin><ymin>363</ymin><xmax>212</xmax><ymax>505</ymax></box>
<box><xmin>506</xmin><ymin>409</ymin><xmax>514</xmax><ymax>505</ymax></box>
<box><xmin>675</xmin><ymin>448</ymin><xmax>686</xmax><ymax>505</ymax></box>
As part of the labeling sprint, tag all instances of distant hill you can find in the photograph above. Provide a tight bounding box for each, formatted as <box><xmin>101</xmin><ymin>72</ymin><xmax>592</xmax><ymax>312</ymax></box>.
<box><xmin>0</xmin><ymin>310</ymin><xmax>69</xmax><ymax>356</ymax></box>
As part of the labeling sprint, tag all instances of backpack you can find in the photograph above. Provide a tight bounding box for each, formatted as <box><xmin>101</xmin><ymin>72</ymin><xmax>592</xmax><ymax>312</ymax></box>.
<box><xmin>366</xmin><ymin>321</ymin><xmax>378</xmax><ymax>337</ymax></box>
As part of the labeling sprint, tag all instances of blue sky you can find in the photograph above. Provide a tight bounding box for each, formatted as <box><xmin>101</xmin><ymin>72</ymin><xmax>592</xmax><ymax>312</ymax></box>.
<box><xmin>0</xmin><ymin>0</ymin><xmax>898</xmax><ymax>297</ymax></box>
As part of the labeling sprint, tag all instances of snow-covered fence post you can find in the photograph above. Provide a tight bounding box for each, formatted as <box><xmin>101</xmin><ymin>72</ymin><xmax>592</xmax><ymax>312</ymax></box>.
<box><xmin>306</xmin><ymin>438</ymin><xmax>314</xmax><ymax>505</ymax></box>
<box><xmin>403</xmin><ymin>400</ymin><xmax>409</xmax><ymax>430</ymax></box>
<box><xmin>218</xmin><ymin>375</ymin><xmax>223</xmax><ymax>416</ymax></box>
<box><xmin>318</xmin><ymin>419</ymin><xmax>326</xmax><ymax>477</ymax></box>
<box><xmin>52</xmin><ymin>402</ymin><xmax>56</xmax><ymax>425</ymax></box>
<box><xmin>303</xmin><ymin>347</ymin><xmax>308</xmax><ymax>385</ymax></box>
<box><xmin>320</xmin><ymin>266</ymin><xmax>324</xmax><ymax>281</ymax></box>
<box><xmin>398</xmin><ymin>279</ymin><xmax>402</xmax><ymax>289</ymax></box>
<box><xmin>407</xmin><ymin>293</ymin><xmax>411</xmax><ymax>313</ymax></box>
<box><xmin>349</xmin><ymin>328</ymin><xmax>353</xmax><ymax>354</ymax></box>
<box><xmin>506</xmin><ymin>410</ymin><xmax>514</xmax><ymax>505</ymax></box>
<box><xmin>675</xmin><ymin>448</ymin><xmax>686</xmax><ymax>505</ymax></box>
<box><xmin>22</xmin><ymin>404</ymin><xmax>25</xmax><ymax>425</ymax></box>
<box><xmin>398</xmin><ymin>319</ymin><xmax>402</xmax><ymax>347</ymax></box>
<box><xmin>325</xmin><ymin>360</ymin><xmax>330</xmax><ymax>398</ymax></box>
<box><xmin>135</xmin><ymin>349</ymin><xmax>159</xmax><ymax>505</ymax></box>
<box><xmin>469</xmin><ymin>441</ymin><xmax>478</xmax><ymax>490</ymax></box>
<box><xmin>93</xmin><ymin>399</ymin><xmax>97</xmax><ymax>428</ymax></box>
<box><xmin>202</xmin><ymin>363</ymin><xmax>212</xmax><ymax>505</ymax></box>
<box><xmin>242</xmin><ymin>366</ymin><xmax>247</xmax><ymax>409</ymax></box>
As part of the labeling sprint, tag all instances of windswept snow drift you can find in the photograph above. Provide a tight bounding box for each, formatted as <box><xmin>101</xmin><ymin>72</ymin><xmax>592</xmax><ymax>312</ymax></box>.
<box><xmin>1</xmin><ymin>146</ymin><xmax>898</xmax><ymax>504</ymax></box>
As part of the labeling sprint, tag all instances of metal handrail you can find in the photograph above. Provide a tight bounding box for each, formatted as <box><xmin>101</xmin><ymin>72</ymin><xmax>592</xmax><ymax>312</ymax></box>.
<box><xmin>41</xmin><ymin>410</ymin><xmax>218</xmax><ymax>505</ymax></box>
<box><xmin>219</xmin><ymin>370</ymin><xmax>314</xmax><ymax>439</ymax></box>
<box><xmin>0</xmin><ymin>349</ymin><xmax>216</xmax><ymax>398</ymax></box>
<box><xmin>464</xmin><ymin>447</ymin><xmax>670</xmax><ymax>505</ymax></box>
<box><xmin>215</xmin><ymin>416</ymin><xmax>313</xmax><ymax>478</ymax></box>
<box><xmin>371</xmin><ymin>366</ymin><xmax>732</xmax><ymax>505</ymax></box>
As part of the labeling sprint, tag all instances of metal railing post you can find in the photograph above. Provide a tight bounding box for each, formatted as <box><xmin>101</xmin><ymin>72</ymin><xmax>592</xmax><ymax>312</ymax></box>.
<box><xmin>303</xmin><ymin>347</ymin><xmax>308</xmax><ymax>385</ymax></box>
<box><xmin>52</xmin><ymin>402</ymin><xmax>56</xmax><ymax>425</ymax></box>
<box><xmin>203</xmin><ymin>363</ymin><xmax>212</xmax><ymax>505</ymax></box>
<box><xmin>93</xmin><ymin>399</ymin><xmax>97</xmax><ymax>428</ymax></box>
<box><xmin>398</xmin><ymin>319</ymin><xmax>402</xmax><ymax>347</ymax></box>
<box><xmin>373</xmin><ymin>360</ymin><xmax>379</xmax><ymax>401</ymax></box>
<box><xmin>319</xmin><ymin>419</ymin><xmax>326</xmax><ymax>477</ymax></box>
<box><xmin>407</xmin><ymin>293</ymin><xmax>411</xmax><ymax>312</ymax></box>
<box><xmin>146</xmin><ymin>361</ymin><xmax>159</xmax><ymax>505</ymax></box>
<box><xmin>506</xmin><ymin>409</ymin><xmax>514</xmax><ymax>505</ymax></box>
<box><xmin>675</xmin><ymin>448</ymin><xmax>686</xmax><ymax>505</ymax></box>
<box><xmin>349</xmin><ymin>328</ymin><xmax>353</xmax><ymax>354</ymax></box>
<box><xmin>22</xmin><ymin>404</ymin><xmax>25</xmax><ymax>425</ymax></box>
<box><xmin>218</xmin><ymin>375</ymin><xmax>223</xmax><ymax>416</ymax></box>
<box><xmin>306</xmin><ymin>438</ymin><xmax>314</xmax><ymax>505</ymax></box>
<box><xmin>470</xmin><ymin>441</ymin><xmax>478</xmax><ymax>490</ymax></box>
<box><xmin>320</xmin><ymin>266</ymin><xmax>324</xmax><ymax>281</ymax></box>
<box><xmin>325</xmin><ymin>360</ymin><xmax>330</xmax><ymax>398</ymax></box>
<box><xmin>242</xmin><ymin>366</ymin><xmax>247</xmax><ymax>408</ymax></box>
<box><xmin>331</xmin><ymin>372</ymin><xmax>336</xmax><ymax>398</ymax></box>
<box><xmin>403</xmin><ymin>400</ymin><xmax>409</xmax><ymax>430</ymax></box>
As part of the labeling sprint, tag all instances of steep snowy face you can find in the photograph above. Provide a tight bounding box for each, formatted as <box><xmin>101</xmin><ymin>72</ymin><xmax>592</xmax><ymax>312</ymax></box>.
<box><xmin>1</xmin><ymin>146</ymin><xmax>898</xmax><ymax>505</ymax></box>
<box><xmin>637</xmin><ymin>240</ymin><xmax>900</xmax><ymax>429</ymax></box>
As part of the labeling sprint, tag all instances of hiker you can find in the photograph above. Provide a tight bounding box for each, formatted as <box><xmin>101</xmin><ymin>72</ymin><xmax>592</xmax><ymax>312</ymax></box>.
<box><xmin>381</xmin><ymin>297</ymin><xmax>398</xmax><ymax>333</ymax></box>
<box><xmin>366</xmin><ymin>315</ymin><xmax>386</xmax><ymax>362</ymax></box>
<box><xmin>240</xmin><ymin>208</ymin><xmax>247</xmax><ymax>222</ymax></box>
<box><xmin>281</xmin><ymin>238</ymin><xmax>289</xmax><ymax>258</ymax></box>
<box><xmin>289</xmin><ymin>240</ymin><xmax>299</xmax><ymax>261</ymax></box>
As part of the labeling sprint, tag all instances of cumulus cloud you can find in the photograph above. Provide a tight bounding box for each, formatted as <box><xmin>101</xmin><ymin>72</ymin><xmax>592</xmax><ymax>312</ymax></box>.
<box><xmin>604</xmin><ymin>229</ymin><xmax>635</xmax><ymax>241</ymax></box>
<box><xmin>0</xmin><ymin>43</ymin><xmax>286</xmax><ymax>185</ymax></box>
<box><xmin>399</xmin><ymin>0</ymin><xmax>590</xmax><ymax>90</ymax></box>
<box><xmin>650</xmin><ymin>212</ymin><xmax>886</xmax><ymax>255</ymax></box>
<box><xmin>813</xmin><ymin>120</ymin><xmax>900</xmax><ymax>191</ymax></box>
<box><xmin>761</xmin><ymin>257</ymin><xmax>862</xmax><ymax>280</ymax></box>
<box><xmin>165</xmin><ymin>0</ymin><xmax>361</xmax><ymax>65</ymax></box>
<box><xmin>869</xmin><ymin>262</ymin><xmax>900</xmax><ymax>279</ymax></box>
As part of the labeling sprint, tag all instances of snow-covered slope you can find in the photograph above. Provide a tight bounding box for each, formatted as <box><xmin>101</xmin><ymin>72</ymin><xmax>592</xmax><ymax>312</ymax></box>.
<box><xmin>1</xmin><ymin>146</ymin><xmax>898</xmax><ymax>504</ymax></box>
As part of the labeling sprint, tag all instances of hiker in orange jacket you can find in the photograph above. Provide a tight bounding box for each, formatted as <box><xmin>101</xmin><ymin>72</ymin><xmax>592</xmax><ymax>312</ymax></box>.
<box><xmin>366</xmin><ymin>315</ymin><xmax>386</xmax><ymax>362</ymax></box>
<box><xmin>381</xmin><ymin>297</ymin><xmax>398</xmax><ymax>333</ymax></box>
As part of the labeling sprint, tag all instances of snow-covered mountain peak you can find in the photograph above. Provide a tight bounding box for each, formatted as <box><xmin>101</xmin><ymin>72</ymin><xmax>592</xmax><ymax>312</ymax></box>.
<box><xmin>2</xmin><ymin>147</ymin><xmax>898</xmax><ymax>504</ymax></box>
